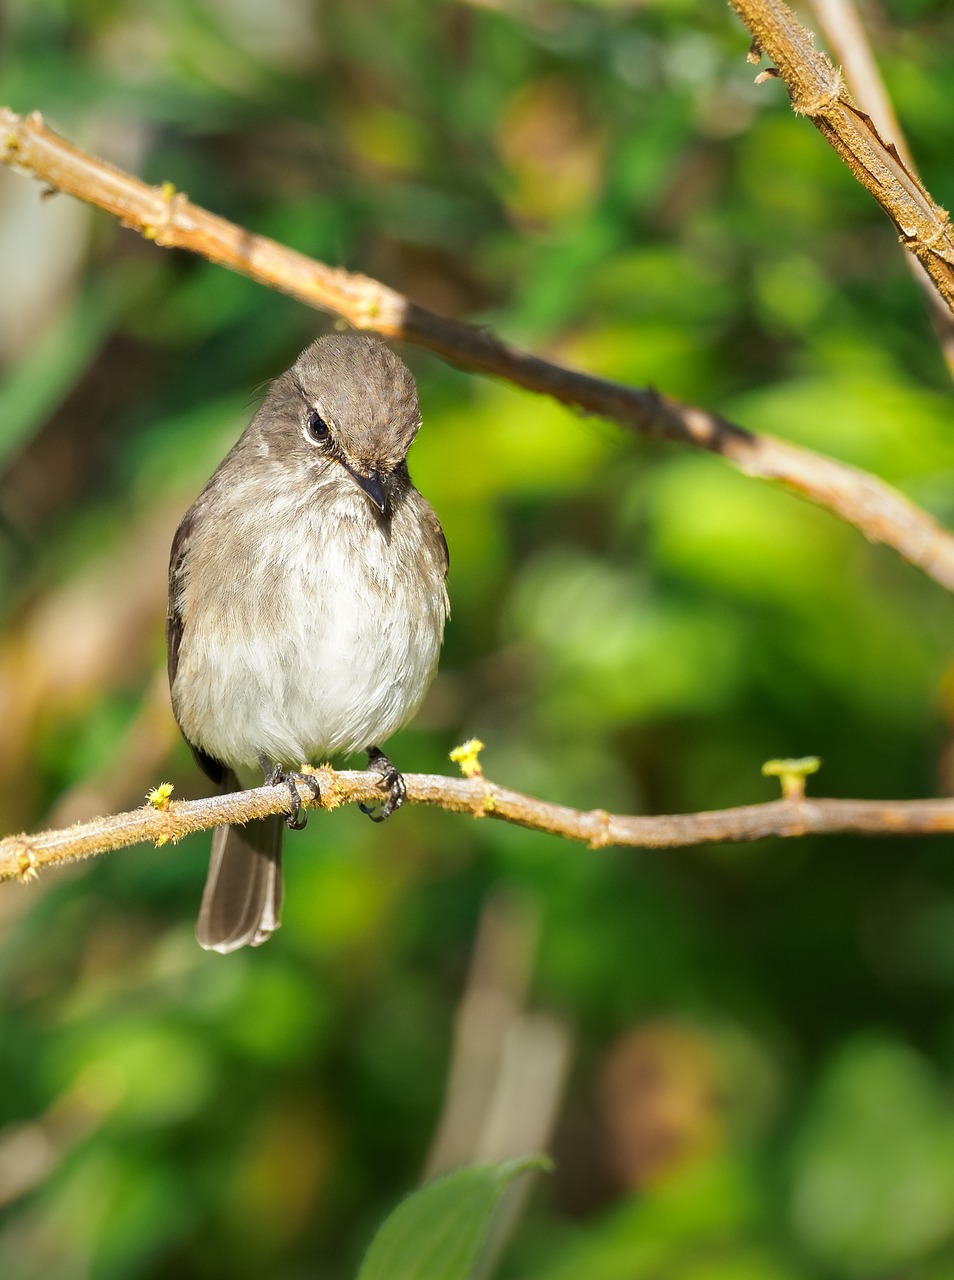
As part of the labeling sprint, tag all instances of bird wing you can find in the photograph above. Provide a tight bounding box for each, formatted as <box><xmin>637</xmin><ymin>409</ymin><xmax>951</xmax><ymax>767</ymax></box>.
<box><xmin>167</xmin><ymin>503</ymin><xmax>225</xmax><ymax>786</ymax></box>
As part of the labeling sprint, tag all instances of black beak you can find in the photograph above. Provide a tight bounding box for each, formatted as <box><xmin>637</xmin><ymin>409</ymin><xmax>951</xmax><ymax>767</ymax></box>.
<box><xmin>346</xmin><ymin>464</ymin><xmax>386</xmax><ymax>512</ymax></box>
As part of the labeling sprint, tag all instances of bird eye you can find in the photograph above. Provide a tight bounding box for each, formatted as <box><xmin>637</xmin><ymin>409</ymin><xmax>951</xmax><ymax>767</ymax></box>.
<box><xmin>305</xmin><ymin>409</ymin><xmax>329</xmax><ymax>442</ymax></box>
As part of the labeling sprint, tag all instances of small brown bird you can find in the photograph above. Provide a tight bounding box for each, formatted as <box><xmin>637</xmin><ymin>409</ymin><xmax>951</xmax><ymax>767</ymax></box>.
<box><xmin>167</xmin><ymin>334</ymin><xmax>449</xmax><ymax>952</ymax></box>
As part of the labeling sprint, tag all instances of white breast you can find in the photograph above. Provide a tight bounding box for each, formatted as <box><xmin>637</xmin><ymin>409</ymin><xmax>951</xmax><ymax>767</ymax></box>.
<box><xmin>172</xmin><ymin>479</ymin><xmax>448</xmax><ymax>770</ymax></box>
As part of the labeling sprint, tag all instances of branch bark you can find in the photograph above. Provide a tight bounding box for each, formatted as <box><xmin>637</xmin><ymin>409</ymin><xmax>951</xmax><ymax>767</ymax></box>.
<box><xmin>808</xmin><ymin>0</ymin><xmax>954</xmax><ymax>379</ymax></box>
<box><xmin>4</xmin><ymin>768</ymin><xmax>954</xmax><ymax>885</ymax></box>
<box><xmin>4</xmin><ymin>107</ymin><xmax>954</xmax><ymax>592</ymax></box>
<box><xmin>728</xmin><ymin>0</ymin><xmax>954</xmax><ymax>314</ymax></box>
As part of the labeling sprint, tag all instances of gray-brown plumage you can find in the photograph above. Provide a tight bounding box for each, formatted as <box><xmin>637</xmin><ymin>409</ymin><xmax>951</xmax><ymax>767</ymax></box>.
<box><xmin>167</xmin><ymin>334</ymin><xmax>449</xmax><ymax>952</ymax></box>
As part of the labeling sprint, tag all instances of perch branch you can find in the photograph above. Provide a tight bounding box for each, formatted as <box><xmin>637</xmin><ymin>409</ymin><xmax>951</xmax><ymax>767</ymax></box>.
<box><xmin>3</xmin><ymin>107</ymin><xmax>954</xmax><ymax>591</ymax></box>
<box><xmin>4</xmin><ymin>768</ymin><xmax>954</xmax><ymax>885</ymax></box>
<box><xmin>728</xmin><ymin>0</ymin><xmax>954</xmax><ymax>314</ymax></box>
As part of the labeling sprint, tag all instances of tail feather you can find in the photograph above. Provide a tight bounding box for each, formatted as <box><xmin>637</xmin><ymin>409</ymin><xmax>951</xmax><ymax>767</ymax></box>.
<box><xmin>196</xmin><ymin>770</ymin><xmax>283</xmax><ymax>953</ymax></box>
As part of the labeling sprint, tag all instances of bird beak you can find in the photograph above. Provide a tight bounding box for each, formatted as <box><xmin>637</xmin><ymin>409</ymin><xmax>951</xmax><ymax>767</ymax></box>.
<box><xmin>345</xmin><ymin>464</ymin><xmax>386</xmax><ymax>512</ymax></box>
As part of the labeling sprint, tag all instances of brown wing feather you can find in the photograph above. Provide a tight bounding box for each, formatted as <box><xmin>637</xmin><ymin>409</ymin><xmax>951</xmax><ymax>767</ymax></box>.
<box><xmin>429</xmin><ymin>506</ymin><xmax>450</xmax><ymax>577</ymax></box>
<box><xmin>167</xmin><ymin>505</ymin><xmax>225</xmax><ymax>786</ymax></box>
<box><xmin>166</xmin><ymin>509</ymin><xmax>191</xmax><ymax>690</ymax></box>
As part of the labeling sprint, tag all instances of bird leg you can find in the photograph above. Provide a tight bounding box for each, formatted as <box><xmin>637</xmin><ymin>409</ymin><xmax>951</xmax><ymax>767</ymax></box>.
<box><xmin>360</xmin><ymin>746</ymin><xmax>406</xmax><ymax>823</ymax></box>
<box><xmin>258</xmin><ymin>753</ymin><xmax>322</xmax><ymax>831</ymax></box>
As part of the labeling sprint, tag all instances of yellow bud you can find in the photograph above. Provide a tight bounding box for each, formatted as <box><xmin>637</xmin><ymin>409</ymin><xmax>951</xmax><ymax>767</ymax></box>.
<box><xmin>147</xmin><ymin>783</ymin><xmax>174</xmax><ymax>810</ymax></box>
<box><xmin>450</xmin><ymin>738</ymin><xmax>485</xmax><ymax>779</ymax></box>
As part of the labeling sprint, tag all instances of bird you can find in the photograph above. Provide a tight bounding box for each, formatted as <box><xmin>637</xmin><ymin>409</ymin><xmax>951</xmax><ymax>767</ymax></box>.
<box><xmin>166</xmin><ymin>332</ymin><xmax>449</xmax><ymax>953</ymax></box>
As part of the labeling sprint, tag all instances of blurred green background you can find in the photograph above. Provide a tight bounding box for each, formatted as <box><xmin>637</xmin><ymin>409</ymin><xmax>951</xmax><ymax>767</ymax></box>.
<box><xmin>3</xmin><ymin>0</ymin><xmax>954</xmax><ymax>1276</ymax></box>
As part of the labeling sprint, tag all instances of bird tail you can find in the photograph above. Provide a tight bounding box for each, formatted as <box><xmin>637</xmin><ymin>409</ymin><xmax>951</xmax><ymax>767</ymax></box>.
<box><xmin>196</xmin><ymin>769</ymin><xmax>283</xmax><ymax>953</ymax></box>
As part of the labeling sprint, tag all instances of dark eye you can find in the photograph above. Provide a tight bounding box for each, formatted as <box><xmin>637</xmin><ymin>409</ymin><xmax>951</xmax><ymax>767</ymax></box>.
<box><xmin>306</xmin><ymin>409</ymin><xmax>329</xmax><ymax>442</ymax></box>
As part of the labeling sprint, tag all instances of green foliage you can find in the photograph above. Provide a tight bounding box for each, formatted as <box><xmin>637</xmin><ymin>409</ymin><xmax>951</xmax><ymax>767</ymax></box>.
<box><xmin>2</xmin><ymin>0</ymin><xmax>954</xmax><ymax>1278</ymax></box>
<box><xmin>790</xmin><ymin>1037</ymin><xmax>954</xmax><ymax>1273</ymax></box>
<box><xmin>357</xmin><ymin>1155</ymin><xmax>551</xmax><ymax>1280</ymax></box>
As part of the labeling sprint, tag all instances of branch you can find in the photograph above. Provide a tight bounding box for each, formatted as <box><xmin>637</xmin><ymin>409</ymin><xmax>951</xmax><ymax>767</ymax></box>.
<box><xmin>728</xmin><ymin>0</ymin><xmax>954</xmax><ymax>314</ymax></box>
<box><xmin>4</xmin><ymin>768</ymin><xmax>954</xmax><ymax>885</ymax></box>
<box><xmin>808</xmin><ymin>0</ymin><xmax>954</xmax><ymax>379</ymax></box>
<box><xmin>4</xmin><ymin>108</ymin><xmax>954</xmax><ymax>592</ymax></box>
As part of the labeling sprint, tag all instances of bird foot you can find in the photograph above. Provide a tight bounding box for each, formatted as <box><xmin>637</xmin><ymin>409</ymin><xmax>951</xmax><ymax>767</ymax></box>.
<box><xmin>360</xmin><ymin>747</ymin><xmax>406</xmax><ymax>823</ymax></box>
<box><xmin>259</xmin><ymin>755</ymin><xmax>322</xmax><ymax>830</ymax></box>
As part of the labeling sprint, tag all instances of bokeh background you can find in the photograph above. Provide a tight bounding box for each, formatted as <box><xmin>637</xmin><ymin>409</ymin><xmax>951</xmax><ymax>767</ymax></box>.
<box><xmin>3</xmin><ymin>0</ymin><xmax>954</xmax><ymax>1276</ymax></box>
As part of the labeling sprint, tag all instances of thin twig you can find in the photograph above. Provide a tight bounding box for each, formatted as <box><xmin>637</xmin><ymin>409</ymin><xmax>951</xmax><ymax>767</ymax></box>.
<box><xmin>3</xmin><ymin>107</ymin><xmax>954</xmax><ymax>591</ymax></box>
<box><xmin>728</xmin><ymin>0</ymin><xmax>954</xmax><ymax>313</ymax></box>
<box><xmin>809</xmin><ymin>0</ymin><xmax>954</xmax><ymax>378</ymax></box>
<box><xmin>4</xmin><ymin>768</ymin><xmax>954</xmax><ymax>885</ymax></box>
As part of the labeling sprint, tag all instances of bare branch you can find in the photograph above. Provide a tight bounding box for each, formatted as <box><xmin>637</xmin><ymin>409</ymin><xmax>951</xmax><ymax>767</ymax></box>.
<box><xmin>728</xmin><ymin>0</ymin><xmax>954</xmax><ymax>314</ymax></box>
<box><xmin>809</xmin><ymin>0</ymin><xmax>954</xmax><ymax>378</ymax></box>
<box><xmin>809</xmin><ymin>0</ymin><xmax>909</xmax><ymax>167</ymax></box>
<box><xmin>4</xmin><ymin>768</ymin><xmax>954</xmax><ymax>886</ymax></box>
<box><xmin>3</xmin><ymin>107</ymin><xmax>954</xmax><ymax>592</ymax></box>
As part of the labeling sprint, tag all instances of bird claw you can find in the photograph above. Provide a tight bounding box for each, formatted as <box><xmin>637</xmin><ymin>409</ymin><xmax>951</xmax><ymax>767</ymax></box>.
<box><xmin>259</xmin><ymin>755</ymin><xmax>321</xmax><ymax>830</ymax></box>
<box><xmin>285</xmin><ymin>795</ymin><xmax>309</xmax><ymax>831</ymax></box>
<box><xmin>360</xmin><ymin>747</ymin><xmax>406</xmax><ymax>823</ymax></box>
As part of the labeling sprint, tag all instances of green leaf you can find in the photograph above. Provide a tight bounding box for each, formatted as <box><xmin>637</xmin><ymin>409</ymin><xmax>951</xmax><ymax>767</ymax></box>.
<box><xmin>356</xmin><ymin>1154</ymin><xmax>553</xmax><ymax>1280</ymax></box>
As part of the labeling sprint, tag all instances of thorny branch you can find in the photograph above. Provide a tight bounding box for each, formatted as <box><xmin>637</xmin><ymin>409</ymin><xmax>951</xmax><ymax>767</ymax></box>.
<box><xmin>4</xmin><ymin>768</ymin><xmax>954</xmax><ymax>886</ymax></box>
<box><xmin>3</xmin><ymin>107</ymin><xmax>954</xmax><ymax>592</ymax></box>
<box><xmin>730</xmin><ymin>0</ymin><xmax>954</xmax><ymax>313</ymax></box>
<box><xmin>808</xmin><ymin>0</ymin><xmax>954</xmax><ymax>377</ymax></box>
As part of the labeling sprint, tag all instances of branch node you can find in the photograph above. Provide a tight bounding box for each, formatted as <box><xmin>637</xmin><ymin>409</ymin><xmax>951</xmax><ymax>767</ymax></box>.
<box><xmin>906</xmin><ymin>217</ymin><xmax>954</xmax><ymax>256</ymax></box>
<box><xmin>14</xmin><ymin>842</ymin><xmax>38</xmax><ymax>884</ymax></box>
<box><xmin>466</xmin><ymin>780</ymin><xmax>495</xmax><ymax>820</ymax></box>
<box><xmin>307</xmin><ymin>764</ymin><xmax>339</xmax><ymax>809</ymax></box>
<box><xmin>144</xmin><ymin>185</ymin><xmax>188</xmax><ymax>247</ymax></box>
<box><xmin>791</xmin><ymin>77</ymin><xmax>845</xmax><ymax>119</ymax></box>
<box><xmin>754</xmin><ymin>67</ymin><xmax>781</xmax><ymax>84</ymax></box>
<box><xmin>587</xmin><ymin>810</ymin><xmax>613</xmax><ymax>850</ymax></box>
<box><xmin>746</xmin><ymin>36</ymin><xmax>763</xmax><ymax>65</ymax></box>
<box><xmin>147</xmin><ymin>783</ymin><xmax>179</xmax><ymax>845</ymax></box>
<box><xmin>157</xmin><ymin>813</ymin><xmax>180</xmax><ymax>846</ymax></box>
